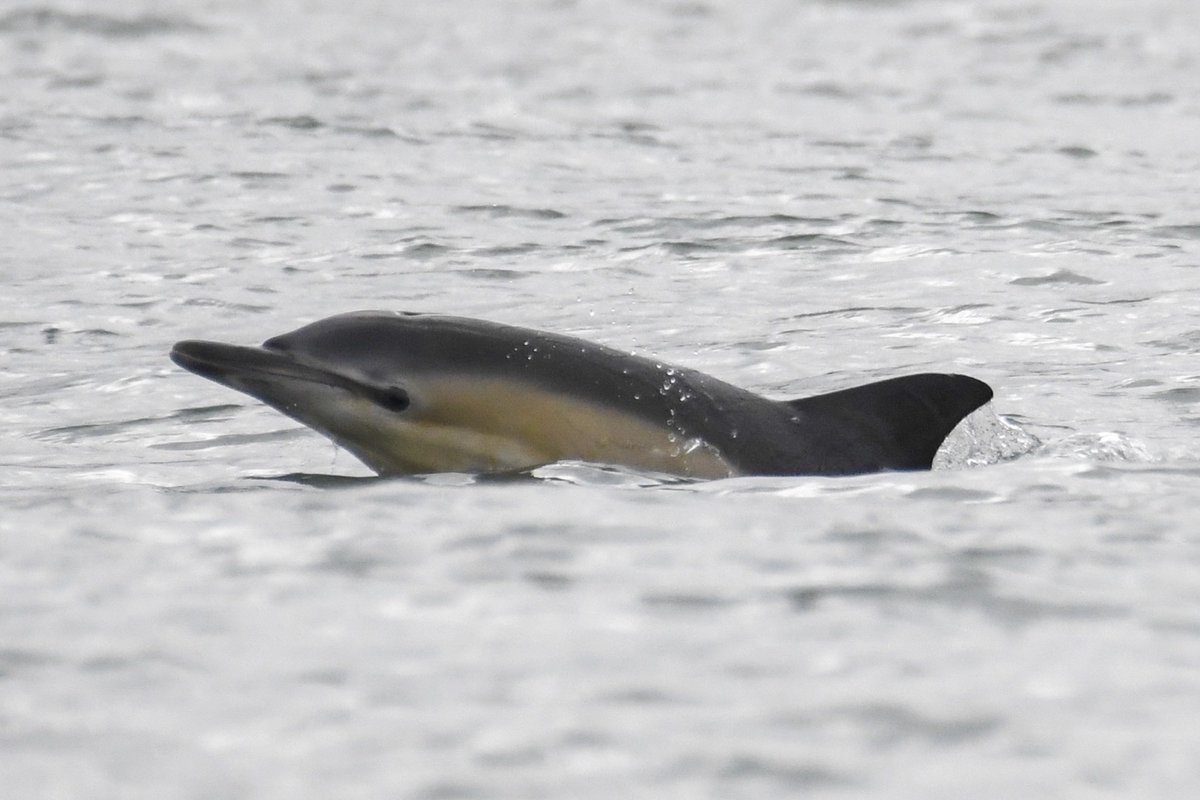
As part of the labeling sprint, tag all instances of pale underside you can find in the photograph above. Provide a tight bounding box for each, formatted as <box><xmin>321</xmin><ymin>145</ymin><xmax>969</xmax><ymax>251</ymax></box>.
<box><xmin>282</xmin><ymin>375</ymin><xmax>737</xmax><ymax>479</ymax></box>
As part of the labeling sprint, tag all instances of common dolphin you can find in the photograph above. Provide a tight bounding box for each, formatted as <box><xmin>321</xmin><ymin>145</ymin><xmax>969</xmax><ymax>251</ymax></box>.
<box><xmin>169</xmin><ymin>311</ymin><xmax>992</xmax><ymax>479</ymax></box>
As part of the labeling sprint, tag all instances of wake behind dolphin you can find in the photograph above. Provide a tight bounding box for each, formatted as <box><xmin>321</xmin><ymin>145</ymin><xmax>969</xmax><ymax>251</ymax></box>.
<box><xmin>169</xmin><ymin>311</ymin><xmax>993</xmax><ymax>479</ymax></box>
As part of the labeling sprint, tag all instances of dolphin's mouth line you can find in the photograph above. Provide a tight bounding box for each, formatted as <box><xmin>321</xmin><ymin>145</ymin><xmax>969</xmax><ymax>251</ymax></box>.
<box><xmin>170</xmin><ymin>340</ymin><xmax>364</xmax><ymax>396</ymax></box>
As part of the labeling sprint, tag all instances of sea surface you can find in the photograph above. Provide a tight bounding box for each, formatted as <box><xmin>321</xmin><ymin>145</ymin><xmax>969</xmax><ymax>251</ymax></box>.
<box><xmin>3</xmin><ymin>0</ymin><xmax>1200</xmax><ymax>797</ymax></box>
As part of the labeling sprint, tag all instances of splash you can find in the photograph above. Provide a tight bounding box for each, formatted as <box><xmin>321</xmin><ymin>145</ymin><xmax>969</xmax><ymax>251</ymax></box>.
<box><xmin>1037</xmin><ymin>431</ymin><xmax>1155</xmax><ymax>464</ymax></box>
<box><xmin>933</xmin><ymin>406</ymin><xmax>1041</xmax><ymax>469</ymax></box>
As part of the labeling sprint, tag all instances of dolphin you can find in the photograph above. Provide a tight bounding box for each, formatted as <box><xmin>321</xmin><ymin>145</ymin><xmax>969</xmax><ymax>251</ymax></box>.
<box><xmin>169</xmin><ymin>311</ymin><xmax>992</xmax><ymax>479</ymax></box>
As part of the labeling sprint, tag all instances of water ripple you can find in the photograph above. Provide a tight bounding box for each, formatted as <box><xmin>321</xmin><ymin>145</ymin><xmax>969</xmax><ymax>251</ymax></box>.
<box><xmin>784</xmin><ymin>577</ymin><xmax>1122</xmax><ymax>626</ymax></box>
<box><xmin>717</xmin><ymin>756</ymin><xmax>849</xmax><ymax>789</ymax></box>
<box><xmin>0</xmin><ymin>7</ymin><xmax>207</xmax><ymax>37</ymax></box>
<box><xmin>260</xmin><ymin>115</ymin><xmax>325</xmax><ymax>131</ymax></box>
<box><xmin>830</xmin><ymin>704</ymin><xmax>1001</xmax><ymax>747</ymax></box>
<box><xmin>1010</xmin><ymin>269</ymin><xmax>1106</xmax><ymax>286</ymax></box>
<box><xmin>454</xmin><ymin>205</ymin><xmax>567</xmax><ymax>220</ymax></box>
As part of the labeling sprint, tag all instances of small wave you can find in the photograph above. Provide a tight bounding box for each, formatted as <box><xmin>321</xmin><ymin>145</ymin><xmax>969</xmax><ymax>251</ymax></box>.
<box><xmin>402</xmin><ymin>242</ymin><xmax>452</xmax><ymax>259</ymax></box>
<box><xmin>0</xmin><ymin>647</ymin><xmax>56</xmax><ymax>677</ymax></box>
<box><xmin>1054</xmin><ymin>91</ymin><xmax>1174</xmax><ymax>107</ymax></box>
<box><xmin>718</xmin><ymin>756</ymin><xmax>849</xmax><ymax>789</ymax></box>
<box><xmin>641</xmin><ymin>592</ymin><xmax>736</xmax><ymax>611</ymax></box>
<box><xmin>785</xmin><ymin>574</ymin><xmax>1122</xmax><ymax>625</ymax></box>
<box><xmin>595</xmin><ymin>214</ymin><xmax>838</xmax><ymax>232</ymax></box>
<box><xmin>228</xmin><ymin>170</ymin><xmax>289</xmax><ymax>183</ymax></box>
<box><xmin>260</xmin><ymin>115</ymin><xmax>324</xmax><ymax>131</ymax></box>
<box><xmin>1141</xmin><ymin>329</ymin><xmax>1200</xmax><ymax>353</ymax></box>
<box><xmin>766</xmin><ymin>233</ymin><xmax>864</xmax><ymax>250</ymax></box>
<box><xmin>0</xmin><ymin>8</ymin><xmax>206</xmax><ymax>37</ymax></box>
<box><xmin>1010</xmin><ymin>269</ymin><xmax>1106</xmax><ymax>286</ymax></box>
<box><xmin>360</xmin><ymin>242</ymin><xmax>453</xmax><ymax>260</ymax></box>
<box><xmin>35</xmin><ymin>405</ymin><xmax>241</xmax><ymax>443</ymax></box>
<box><xmin>648</xmin><ymin>240</ymin><xmax>722</xmax><ymax>256</ymax></box>
<box><xmin>825</xmin><ymin>703</ymin><xmax>1001</xmax><ymax>746</ymax></box>
<box><xmin>1153</xmin><ymin>386</ymin><xmax>1200</xmax><ymax>405</ymax></box>
<box><xmin>950</xmin><ymin>210</ymin><xmax>1004</xmax><ymax>224</ymax></box>
<box><xmin>458</xmin><ymin>265</ymin><xmax>534</xmax><ymax>278</ymax></box>
<box><xmin>1058</xmin><ymin>145</ymin><xmax>1098</xmax><ymax>159</ymax></box>
<box><xmin>617</xmin><ymin>233</ymin><xmax>862</xmax><ymax>257</ymax></box>
<box><xmin>1153</xmin><ymin>224</ymin><xmax>1200</xmax><ymax>240</ymax></box>
<box><xmin>453</xmin><ymin>204</ymin><xmax>567</xmax><ymax>220</ymax></box>
<box><xmin>332</xmin><ymin>125</ymin><xmax>428</xmax><ymax>144</ymax></box>
<box><xmin>152</xmin><ymin>427</ymin><xmax>309</xmax><ymax>451</ymax></box>
<box><xmin>180</xmin><ymin>298</ymin><xmax>273</xmax><ymax>313</ymax></box>
<box><xmin>252</xmin><ymin>472</ymin><xmax>389</xmax><ymax>489</ymax></box>
<box><xmin>781</xmin><ymin>305</ymin><xmax>918</xmax><ymax>323</ymax></box>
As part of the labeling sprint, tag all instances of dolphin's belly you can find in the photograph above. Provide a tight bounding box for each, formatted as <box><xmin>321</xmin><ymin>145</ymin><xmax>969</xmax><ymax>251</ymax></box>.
<box><xmin>355</xmin><ymin>376</ymin><xmax>737</xmax><ymax>479</ymax></box>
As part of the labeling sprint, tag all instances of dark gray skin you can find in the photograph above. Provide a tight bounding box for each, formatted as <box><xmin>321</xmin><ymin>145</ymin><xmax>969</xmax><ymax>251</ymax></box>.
<box><xmin>170</xmin><ymin>311</ymin><xmax>993</xmax><ymax>478</ymax></box>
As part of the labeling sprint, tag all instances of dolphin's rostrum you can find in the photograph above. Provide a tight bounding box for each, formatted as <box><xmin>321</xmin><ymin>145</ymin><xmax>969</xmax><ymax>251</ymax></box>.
<box><xmin>170</xmin><ymin>311</ymin><xmax>993</xmax><ymax>479</ymax></box>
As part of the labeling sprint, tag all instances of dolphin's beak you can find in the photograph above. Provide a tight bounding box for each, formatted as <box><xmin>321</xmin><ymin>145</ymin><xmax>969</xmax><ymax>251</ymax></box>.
<box><xmin>170</xmin><ymin>340</ymin><xmax>358</xmax><ymax>396</ymax></box>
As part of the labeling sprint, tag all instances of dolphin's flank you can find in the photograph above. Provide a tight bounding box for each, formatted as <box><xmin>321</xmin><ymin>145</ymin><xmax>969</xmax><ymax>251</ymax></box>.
<box><xmin>169</xmin><ymin>311</ymin><xmax>993</xmax><ymax>479</ymax></box>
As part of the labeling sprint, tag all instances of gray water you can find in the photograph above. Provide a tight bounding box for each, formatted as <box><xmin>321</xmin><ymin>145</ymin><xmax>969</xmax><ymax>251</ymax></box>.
<box><xmin>4</xmin><ymin>0</ymin><xmax>1200</xmax><ymax>797</ymax></box>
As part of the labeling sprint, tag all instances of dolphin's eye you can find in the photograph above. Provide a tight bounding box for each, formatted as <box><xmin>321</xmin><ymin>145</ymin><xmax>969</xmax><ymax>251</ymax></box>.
<box><xmin>376</xmin><ymin>387</ymin><xmax>411</xmax><ymax>412</ymax></box>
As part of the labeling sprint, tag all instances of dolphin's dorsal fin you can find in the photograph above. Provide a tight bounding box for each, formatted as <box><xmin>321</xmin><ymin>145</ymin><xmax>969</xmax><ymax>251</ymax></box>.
<box><xmin>786</xmin><ymin>373</ymin><xmax>993</xmax><ymax>473</ymax></box>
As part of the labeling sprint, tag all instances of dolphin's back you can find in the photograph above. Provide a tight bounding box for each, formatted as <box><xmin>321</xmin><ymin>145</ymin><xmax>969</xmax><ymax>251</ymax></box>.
<box><xmin>265</xmin><ymin>311</ymin><xmax>768</xmax><ymax>427</ymax></box>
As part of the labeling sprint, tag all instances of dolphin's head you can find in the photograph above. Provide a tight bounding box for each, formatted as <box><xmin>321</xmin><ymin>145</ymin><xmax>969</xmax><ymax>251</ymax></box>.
<box><xmin>170</xmin><ymin>312</ymin><xmax>551</xmax><ymax>474</ymax></box>
<box><xmin>256</xmin><ymin>311</ymin><xmax>488</xmax><ymax>384</ymax></box>
<box><xmin>170</xmin><ymin>311</ymin><xmax>735</xmax><ymax>478</ymax></box>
